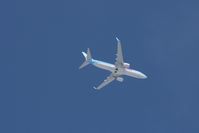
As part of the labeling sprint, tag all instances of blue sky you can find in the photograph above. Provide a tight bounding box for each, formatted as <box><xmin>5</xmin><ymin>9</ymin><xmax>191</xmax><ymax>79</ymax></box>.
<box><xmin>1</xmin><ymin>0</ymin><xmax>199</xmax><ymax>132</ymax></box>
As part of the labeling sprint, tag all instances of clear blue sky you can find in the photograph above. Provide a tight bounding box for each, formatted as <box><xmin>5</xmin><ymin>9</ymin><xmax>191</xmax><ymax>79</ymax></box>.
<box><xmin>1</xmin><ymin>0</ymin><xmax>199</xmax><ymax>132</ymax></box>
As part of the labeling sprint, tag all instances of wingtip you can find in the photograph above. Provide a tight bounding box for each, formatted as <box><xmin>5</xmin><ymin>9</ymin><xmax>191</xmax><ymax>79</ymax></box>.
<box><xmin>93</xmin><ymin>86</ymin><xmax>100</xmax><ymax>90</ymax></box>
<box><xmin>116</xmin><ymin>37</ymin><xmax>120</xmax><ymax>41</ymax></box>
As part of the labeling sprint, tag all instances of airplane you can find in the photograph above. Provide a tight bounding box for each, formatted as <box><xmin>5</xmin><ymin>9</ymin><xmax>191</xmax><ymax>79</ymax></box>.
<box><xmin>79</xmin><ymin>37</ymin><xmax>147</xmax><ymax>90</ymax></box>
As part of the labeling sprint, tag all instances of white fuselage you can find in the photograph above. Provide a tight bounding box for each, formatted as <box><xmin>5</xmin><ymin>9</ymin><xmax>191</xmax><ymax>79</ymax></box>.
<box><xmin>91</xmin><ymin>59</ymin><xmax>147</xmax><ymax>79</ymax></box>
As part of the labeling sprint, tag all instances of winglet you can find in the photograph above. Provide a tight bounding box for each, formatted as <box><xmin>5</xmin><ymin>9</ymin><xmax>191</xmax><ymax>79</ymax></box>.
<box><xmin>93</xmin><ymin>86</ymin><xmax>97</xmax><ymax>90</ymax></box>
<box><xmin>116</xmin><ymin>37</ymin><xmax>120</xmax><ymax>42</ymax></box>
<box><xmin>93</xmin><ymin>86</ymin><xmax>101</xmax><ymax>90</ymax></box>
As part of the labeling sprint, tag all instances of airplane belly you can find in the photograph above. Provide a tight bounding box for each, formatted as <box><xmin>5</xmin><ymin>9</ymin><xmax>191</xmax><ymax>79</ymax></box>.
<box><xmin>124</xmin><ymin>69</ymin><xmax>147</xmax><ymax>79</ymax></box>
<box><xmin>92</xmin><ymin>60</ymin><xmax>115</xmax><ymax>72</ymax></box>
<box><xmin>94</xmin><ymin>63</ymin><xmax>115</xmax><ymax>72</ymax></box>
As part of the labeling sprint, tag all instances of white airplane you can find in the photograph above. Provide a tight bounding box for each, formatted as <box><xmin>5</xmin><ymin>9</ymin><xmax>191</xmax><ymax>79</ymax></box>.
<box><xmin>79</xmin><ymin>37</ymin><xmax>147</xmax><ymax>90</ymax></box>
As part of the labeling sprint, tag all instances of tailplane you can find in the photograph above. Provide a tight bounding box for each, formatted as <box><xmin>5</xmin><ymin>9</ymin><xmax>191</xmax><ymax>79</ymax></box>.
<box><xmin>79</xmin><ymin>48</ymin><xmax>92</xmax><ymax>69</ymax></box>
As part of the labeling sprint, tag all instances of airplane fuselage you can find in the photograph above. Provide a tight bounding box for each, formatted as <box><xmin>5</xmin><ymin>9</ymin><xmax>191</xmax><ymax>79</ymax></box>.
<box><xmin>91</xmin><ymin>59</ymin><xmax>147</xmax><ymax>79</ymax></box>
<box><xmin>79</xmin><ymin>37</ymin><xmax>147</xmax><ymax>90</ymax></box>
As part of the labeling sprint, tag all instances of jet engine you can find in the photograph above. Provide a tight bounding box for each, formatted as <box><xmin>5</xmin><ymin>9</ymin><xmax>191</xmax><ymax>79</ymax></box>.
<box><xmin>123</xmin><ymin>63</ymin><xmax>130</xmax><ymax>68</ymax></box>
<box><xmin>116</xmin><ymin>77</ymin><xmax>124</xmax><ymax>82</ymax></box>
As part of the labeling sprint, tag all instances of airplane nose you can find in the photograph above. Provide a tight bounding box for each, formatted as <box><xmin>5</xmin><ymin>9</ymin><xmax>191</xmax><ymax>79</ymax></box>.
<box><xmin>143</xmin><ymin>74</ymin><xmax>147</xmax><ymax>79</ymax></box>
<box><xmin>141</xmin><ymin>73</ymin><xmax>147</xmax><ymax>79</ymax></box>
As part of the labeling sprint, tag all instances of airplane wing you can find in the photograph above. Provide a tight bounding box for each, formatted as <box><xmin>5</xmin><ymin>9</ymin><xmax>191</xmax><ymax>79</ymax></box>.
<box><xmin>94</xmin><ymin>74</ymin><xmax>115</xmax><ymax>90</ymax></box>
<box><xmin>115</xmin><ymin>37</ymin><xmax>124</xmax><ymax>68</ymax></box>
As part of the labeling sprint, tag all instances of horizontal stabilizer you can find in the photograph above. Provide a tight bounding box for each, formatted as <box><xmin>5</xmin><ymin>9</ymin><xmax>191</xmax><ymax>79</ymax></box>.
<box><xmin>79</xmin><ymin>61</ymin><xmax>89</xmax><ymax>69</ymax></box>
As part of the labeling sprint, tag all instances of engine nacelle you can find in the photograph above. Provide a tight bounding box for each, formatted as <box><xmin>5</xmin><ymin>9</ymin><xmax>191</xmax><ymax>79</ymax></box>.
<box><xmin>116</xmin><ymin>77</ymin><xmax>124</xmax><ymax>82</ymax></box>
<box><xmin>123</xmin><ymin>63</ymin><xmax>130</xmax><ymax>68</ymax></box>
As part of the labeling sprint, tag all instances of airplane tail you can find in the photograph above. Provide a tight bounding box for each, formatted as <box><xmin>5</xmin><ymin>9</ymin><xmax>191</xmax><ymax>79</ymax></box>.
<box><xmin>79</xmin><ymin>48</ymin><xmax>92</xmax><ymax>69</ymax></box>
